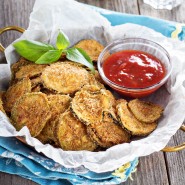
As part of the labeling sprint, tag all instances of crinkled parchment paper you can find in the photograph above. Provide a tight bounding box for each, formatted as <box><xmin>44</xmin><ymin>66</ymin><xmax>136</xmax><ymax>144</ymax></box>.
<box><xmin>0</xmin><ymin>0</ymin><xmax>185</xmax><ymax>173</ymax></box>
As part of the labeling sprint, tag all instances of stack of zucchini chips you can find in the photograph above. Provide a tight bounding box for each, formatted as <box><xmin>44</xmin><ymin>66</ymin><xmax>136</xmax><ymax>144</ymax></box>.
<box><xmin>0</xmin><ymin>40</ymin><xmax>163</xmax><ymax>151</ymax></box>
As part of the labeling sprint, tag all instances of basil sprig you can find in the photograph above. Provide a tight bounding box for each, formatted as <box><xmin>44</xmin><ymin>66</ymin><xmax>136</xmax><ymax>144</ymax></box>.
<box><xmin>13</xmin><ymin>30</ymin><xmax>95</xmax><ymax>72</ymax></box>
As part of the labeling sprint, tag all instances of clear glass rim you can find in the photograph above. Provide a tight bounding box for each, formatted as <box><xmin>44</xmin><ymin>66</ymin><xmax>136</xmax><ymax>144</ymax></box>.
<box><xmin>97</xmin><ymin>38</ymin><xmax>172</xmax><ymax>92</ymax></box>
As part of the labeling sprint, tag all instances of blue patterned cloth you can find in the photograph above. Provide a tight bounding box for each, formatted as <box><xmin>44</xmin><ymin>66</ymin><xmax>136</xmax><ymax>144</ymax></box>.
<box><xmin>90</xmin><ymin>6</ymin><xmax>185</xmax><ymax>41</ymax></box>
<box><xmin>1</xmin><ymin>3</ymin><xmax>185</xmax><ymax>185</ymax></box>
<box><xmin>0</xmin><ymin>137</ymin><xmax>138</xmax><ymax>185</ymax></box>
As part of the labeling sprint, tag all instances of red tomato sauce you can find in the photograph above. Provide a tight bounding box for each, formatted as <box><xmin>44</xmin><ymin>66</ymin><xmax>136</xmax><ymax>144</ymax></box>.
<box><xmin>103</xmin><ymin>50</ymin><xmax>166</xmax><ymax>89</ymax></box>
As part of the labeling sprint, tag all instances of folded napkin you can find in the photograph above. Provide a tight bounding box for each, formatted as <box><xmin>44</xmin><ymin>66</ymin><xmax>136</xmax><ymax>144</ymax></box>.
<box><xmin>0</xmin><ymin>137</ymin><xmax>138</xmax><ymax>185</ymax></box>
<box><xmin>0</xmin><ymin>2</ymin><xmax>184</xmax><ymax>185</ymax></box>
<box><xmin>90</xmin><ymin>6</ymin><xmax>185</xmax><ymax>41</ymax></box>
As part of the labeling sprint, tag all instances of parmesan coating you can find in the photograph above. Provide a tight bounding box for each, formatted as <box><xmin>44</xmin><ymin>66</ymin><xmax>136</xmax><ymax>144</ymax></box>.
<box><xmin>128</xmin><ymin>99</ymin><xmax>163</xmax><ymax>123</ymax></box>
<box><xmin>56</xmin><ymin>111</ymin><xmax>96</xmax><ymax>151</ymax></box>
<box><xmin>11</xmin><ymin>92</ymin><xmax>51</xmax><ymax>137</ymax></box>
<box><xmin>41</xmin><ymin>62</ymin><xmax>91</xmax><ymax>94</ymax></box>
<box><xmin>116</xmin><ymin>99</ymin><xmax>157</xmax><ymax>136</ymax></box>
<box><xmin>71</xmin><ymin>85</ymin><xmax>117</xmax><ymax>125</ymax></box>
<box><xmin>15</xmin><ymin>64</ymin><xmax>47</xmax><ymax>80</ymax></box>
<box><xmin>37</xmin><ymin>95</ymin><xmax>71</xmax><ymax>143</ymax></box>
<box><xmin>87</xmin><ymin>113</ymin><xmax>130</xmax><ymax>148</ymax></box>
<box><xmin>4</xmin><ymin>78</ymin><xmax>31</xmax><ymax>112</ymax></box>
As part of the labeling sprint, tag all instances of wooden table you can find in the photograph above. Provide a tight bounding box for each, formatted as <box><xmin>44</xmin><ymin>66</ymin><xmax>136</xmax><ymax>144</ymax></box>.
<box><xmin>0</xmin><ymin>0</ymin><xmax>185</xmax><ymax>184</ymax></box>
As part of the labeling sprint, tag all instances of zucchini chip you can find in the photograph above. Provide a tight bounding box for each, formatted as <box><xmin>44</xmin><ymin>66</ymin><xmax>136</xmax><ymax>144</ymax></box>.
<box><xmin>47</xmin><ymin>94</ymin><xmax>71</xmax><ymax>114</ymax></box>
<box><xmin>71</xmin><ymin>85</ymin><xmax>117</xmax><ymax>125</ymax></box>
<box><xmin>37</xmin><ymin>95</ymin><xmax>71</xmax><ymax>143</ymax></box>
<box><xmin>75</xmin><ymin>39</ymin><xmax>104</xmax><ymax>62</ymax></box>
<box><xmin>87</xmin><ymin>113</ymin><xmax>130</xmax><ymax>148</ymax></box>
<box><xmin>116</xmin><ymin>99</ymin><xmax>157</xmax><ymax>136</ymax></box>
<box><xmin>11</xmin><ymin>57</ymin><xmax>32</xmax><ymax>79</ymax></box>
<box><xmin>56</xmin><ymin>111</ymin><xmax>97</xmax><ymax>151</ymax></box>
<box><xmin>3</xmin><ymin>78</ymin><xmax>31</xmax><ymax>112</ymax></box>
<box><xmin>41</xmin><ymin>62</ymin><xmax>91</xmax><ymax>95</ymax></box>
<box><xmin>11</xmin><ymin>92</ymin><xmax>51</xmax><ymax>137</ymax></box>
<box><xmin>128</xmin><ymin>99</ymin><xmax>163</xmax><ymax>123</ymax></box>
<box><xmin>15</xmin><ymin>64</ymin><xmax>47</xmax><ymax>80</ymax></box>
<box><xmin>88</xmin><ymin>73</ymin><xmax>105</xmax><ymax>89</ymax></box>
<box><xmin>36</xmin><ymin>118</ymin><xmax>59</xmax><ymax>145</ymax></box>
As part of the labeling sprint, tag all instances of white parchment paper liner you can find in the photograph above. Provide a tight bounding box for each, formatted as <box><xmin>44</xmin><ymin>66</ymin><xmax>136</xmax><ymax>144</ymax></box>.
<box><xmin>0</xmin><ymin>0</ymin><xmax>185</xmax><ymax>173</ymax></box>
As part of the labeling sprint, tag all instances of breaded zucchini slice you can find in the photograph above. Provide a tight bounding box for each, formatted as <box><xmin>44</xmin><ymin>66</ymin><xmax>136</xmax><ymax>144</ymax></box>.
<box><xmin>87</xmin><ymin>113</ymin><xmax>130</xmax><ymax>148</ymax></box>
<box><xmin>116</xmin><ymin>99</ymin><xmax>157</xmax><ymax>136</ymax></box>
<box><xmin>3</xmin><ymin>78</ymin><xmax>31</xmax><ymax>112</ymax></box>
<box><xmin>37</xmin><ymin>95</ymin><xmax>71</xmax><ymax>143</ymax></box>
<box><xmin>36</xmin><ymin>118</ymin><xmax>59</xmax><ymax>145</ymax></box>
<box><xmin>128</xmin><ymin>99</ymin><xmax>163</xmax><ymax>123</ymax></box>
<box><xmin>75</xmin><ymin>39</ymin><xmax>104</xmax><ymax>61</ymax></box>
<box><xmin>15</xmin><ymin>64</ymin><xmax>47</xmax><ymax>80</ymax></box>
<box><xmin>11</xmin><ymin>92</ymin><xmax>51</xmax><ymax>137</ymax></box>
<box><xmin>11</xmin><ymin>57</ymin><xmax>32</xmax><ymax>78</ymax></box>
<box><xmin>79</xmin><ymin>84</ymin><xmax>102</xmax><ymax>93</ymax></box>
<box><xmin>47</xmin><ymin>94</ymin><xmax>71</xmax><ymax>114</ymax></box>
<box><xmin>71</xmin><ymin>85</ymin><xmax>117</xmax><ymax>125</ymax></box>
<box><xmin>41</xmin><ymin>62</ymin><xmax>91</xmax><ymax>95</ymax></box>
<box><xmin>56</xmin><ymin>111</ymin><xmax>97</xmax><ymax>151</ymax></box>
<box><xmin>88</xmin><ymin>72</ymin><xmax>105</xmax><ymax>89</ymax></box>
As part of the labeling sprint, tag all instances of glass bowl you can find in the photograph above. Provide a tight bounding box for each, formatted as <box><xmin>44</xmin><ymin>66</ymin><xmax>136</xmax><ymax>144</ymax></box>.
<box><xmin>97</xmin><ymin>38</ymin><xmax>172</xmax><ymax>98</ymax></box>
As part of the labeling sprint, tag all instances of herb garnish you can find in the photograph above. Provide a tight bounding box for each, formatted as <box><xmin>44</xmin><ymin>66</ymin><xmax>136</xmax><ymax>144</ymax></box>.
<box><xmin>13</xmin><ymin>30</ymin><xmax>94</xmax><ymax>72</ymax></box>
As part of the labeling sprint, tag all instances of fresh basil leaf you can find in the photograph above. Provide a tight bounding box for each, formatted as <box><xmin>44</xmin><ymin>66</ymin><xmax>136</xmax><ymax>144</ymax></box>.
<box><xmin>66</xmin><ymin>48</ymin><xmax>95</xmax><ymax>72</ymax></box>
<box><xmin>35</xmin><ymin>50</ymin><xmax>63</xmax><ymax>64</ymax></box>
<box><xmin>56</xmin><ymin>31</ymin><xmax>70</xmax><ymax>50</ymax></box>
<box><xmin>75</xmin><ymin>47</ymin><xmax>93</xmax><ymax>65</ymax></box>
<box><xmin>13</xmin><ymin>40</ymin><xmax>55</xmax><ymax>62</ymax></box>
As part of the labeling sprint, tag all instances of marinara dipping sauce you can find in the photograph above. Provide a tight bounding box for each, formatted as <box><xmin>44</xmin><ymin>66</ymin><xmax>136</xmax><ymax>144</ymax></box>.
<box><xmin>102</xmin><ymin>50</ymin><xmax>166</xmax><ymax>97</ymax></box>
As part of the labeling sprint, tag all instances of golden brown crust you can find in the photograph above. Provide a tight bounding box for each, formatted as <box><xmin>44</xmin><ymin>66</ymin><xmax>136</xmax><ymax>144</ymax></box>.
<box><xmin>0</xmin><ymin>93</ymin><xmax>5</xmax><ymax>114</ymax></box>
<box><xmin>71</xmin><ymin>85</ymin><xmax>117</xmax><ymax>125</ymax></box>
<box><xmin>71</xmin><ymin>90</ymin><xmax>102</xmax><ymax>125</ymax></box>
<box><xmin>41</xmin><ymin>62</ymin><xmax>91</xmax><ymax>95</ymax></box>
<box><xmin>15</xmin><ymin>64</ymin><xmax>47</xmax><ymax>80</ymax></box>
<box><xmin>79</xmin><ymin>84</ymin><xmax>102</xmax><ymax>93</ymax></box>
<box><xmin>36</xmin><ymin>117</ymin><xmax>59</xmax><ymax>144</ymax></box>
<box><xmin>128</xmin><ymin>99</ymin><xmax>163</xmax><ymax>123</ymax></box>
<box><xmin>75</xmin><ymin>39</ymin><xmax>104</xmax><ymax>61</ymax></box>
<box><xmin>11</xmin><ymin>58</ymin><xmax>32</xmax><ymax>79</ymax></box>
<box><xmin>11</xmin><ymin>92</ymin><xmax>51</xmax><ymax>137</ymax></box>
<box><xmin>94</xmin><ymin>70</ymin><xmax>105</xmax><ymax>85</ymax></box>
<box><xmin>88</xmin><ymin>73</ymin><xmax>105</xmax><ymax>89</ymax></box>
<box><xmin>116</xmin><ymin>99</ymin><xmax>157</xmax><ymax>136</ymax></box>
<box><xmin>87</xmin><ymin>114</ymin><xmax>130</xmax><ymax>148</ymax></box>
<box><xmin>37</xmin><ymin>95</ymin><xmax>71</xmax><ymax>143</ymax></box>
<box><xmin>56</xmin><ymin>111</ymin><xmax>97</xmax><ymax>151</ymax></box>
<box><xmin>3</xmin><ymin>78</ymin><xmax>31</xmax><ymax>112</ymax></box>
<box><xmin>47</xmin><ymin>94</ymin><xmax>71</xmax><ymax>114</ymax></box>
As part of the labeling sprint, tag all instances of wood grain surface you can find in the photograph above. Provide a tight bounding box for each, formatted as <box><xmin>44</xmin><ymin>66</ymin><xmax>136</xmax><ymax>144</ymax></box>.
<box><xmin>0</xmin><ymin>0</ymin><xmax>185</xmax><ymax>185</ymax></box>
